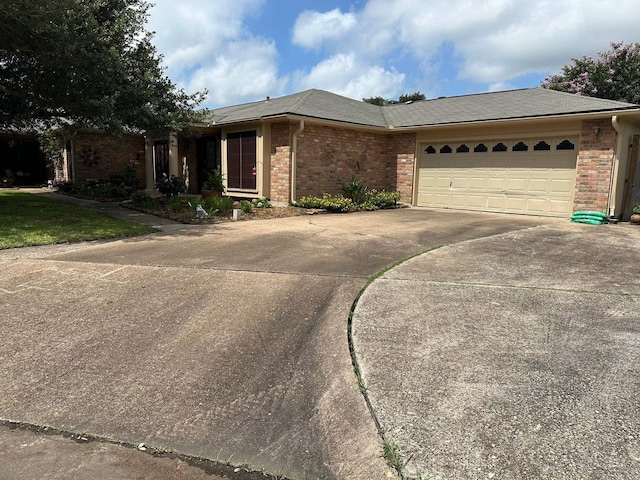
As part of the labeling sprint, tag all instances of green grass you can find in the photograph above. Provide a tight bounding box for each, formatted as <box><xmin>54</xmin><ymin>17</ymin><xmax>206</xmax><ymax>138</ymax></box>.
<box><xmin>0</xmin><ymin>191</ymin><xmax>156</xmax><ymax>249</ymax></box>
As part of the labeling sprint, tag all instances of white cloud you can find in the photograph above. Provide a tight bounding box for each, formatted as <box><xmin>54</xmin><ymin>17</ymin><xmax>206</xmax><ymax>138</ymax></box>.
<box><xmin>185</xmin><ymin>39</ymin><xmax>288</xmax><ymax>106</ymax></box>
<box><xmin>293</xmin><ymin>53</ymin><xmax>405</xmax><ymax>100</ymax></box>
<box><xmin>147</xmin><ymin>0</ymin><xmax>287</xmax><ymax>107</ymax></box>
<box><xmin>292</xmin><ymin>9</ymin><xmax>357</xmax><ymax>50</ymax></box>
<box><xmin>293</xmin><ymin>0</ymin><xmax>640</xmax><ymax>94</ymax></box>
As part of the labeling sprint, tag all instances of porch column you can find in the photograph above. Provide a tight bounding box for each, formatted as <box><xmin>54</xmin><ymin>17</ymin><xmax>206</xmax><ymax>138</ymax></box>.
<box><xmin>144</xmin><ymin>137</ymin><xmax>154</xmax><ymax>191</ymax></box>
<box><xmin>169</xmin><ymin>133</ymin><xmax>180</xmax><ymax>177</ymax></box>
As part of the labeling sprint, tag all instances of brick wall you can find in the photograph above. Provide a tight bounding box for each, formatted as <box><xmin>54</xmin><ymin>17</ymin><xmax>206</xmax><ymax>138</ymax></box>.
<box><xmin>387</xmin><ymin>133</ymin><xmax>416</xmax><ymax>203</ymax></box>
<box><xmin>295</xmin><ymin>123</ymin><xmax>391</xmax><ymax>198</ymax></box>
<box><xmin>270</xmin><ymin>122</ymin><xmax>293</xmax><ymax>203</ymax></box>
<box><xmin>573</xmin><ymin>119</ymin><xmax>616</xmax><ymax>213</ymax></box>
<box><xmin>72</xmin><ymin>132</ymin><xmax>145</xmax><ymax>185</ymax></box>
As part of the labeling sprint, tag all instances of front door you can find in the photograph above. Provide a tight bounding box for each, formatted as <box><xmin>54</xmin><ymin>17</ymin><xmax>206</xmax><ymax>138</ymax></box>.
<box><xmin>153</xmin><ymin>140</ymin><xmax>169</xmax><ymax>184</ymax></box>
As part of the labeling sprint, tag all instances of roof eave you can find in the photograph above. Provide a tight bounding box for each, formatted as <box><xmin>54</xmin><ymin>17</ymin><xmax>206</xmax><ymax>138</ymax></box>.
<box><xmin>390</xmin><ymin>107</ymin><xmax>640</xmax><ymax>130</ymax></box>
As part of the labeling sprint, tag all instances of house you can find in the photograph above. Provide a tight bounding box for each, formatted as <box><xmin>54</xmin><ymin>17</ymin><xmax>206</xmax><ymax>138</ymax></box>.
<box><xmin>61</xmin><ymin>88</ymin><xmax>640</xmax><ymax>219</ymax></box>
<box><xmin>143</xmin><ymin>88</ymin><xmax>640</xmax><ymax>219</ymax></box>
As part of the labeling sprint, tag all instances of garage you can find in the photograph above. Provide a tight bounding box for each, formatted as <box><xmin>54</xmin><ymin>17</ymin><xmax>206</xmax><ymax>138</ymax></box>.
<box><xmin>416</xmin><ymin>137</ymin><xmax>579</xmax><ymax>217</ymax></box>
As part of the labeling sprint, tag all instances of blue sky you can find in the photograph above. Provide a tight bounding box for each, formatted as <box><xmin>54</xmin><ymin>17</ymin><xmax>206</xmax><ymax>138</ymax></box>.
<box><xmin>147</xmin><ymin>0</ymin><xmax>640</xmax><ymax>109</ymax></box>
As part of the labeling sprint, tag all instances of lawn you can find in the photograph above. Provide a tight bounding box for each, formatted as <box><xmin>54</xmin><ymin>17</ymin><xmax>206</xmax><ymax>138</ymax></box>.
<box><xmin>0</xmin><ymin>191</ymin><xmax>157</xmax><ymax>249</ymax></box>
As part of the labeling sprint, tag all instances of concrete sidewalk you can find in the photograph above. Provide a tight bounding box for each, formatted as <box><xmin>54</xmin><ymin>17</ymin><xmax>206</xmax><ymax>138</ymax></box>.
<box><xmin>353</xmin><ymin>222</ymin><xmax>640</xmax><ymax>479</ymax></box>
<box><xmin>0</xmin><ymin>207</ymin><xmax>550</xmax><ymax>479</ymax></box>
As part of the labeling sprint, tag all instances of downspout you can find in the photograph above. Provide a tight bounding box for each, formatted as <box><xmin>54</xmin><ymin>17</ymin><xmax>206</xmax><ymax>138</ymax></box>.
<box><xmin>609</xmin><ymin>116</ymin><xmax>621</xmax><ymax>216</ymax></box>
<box><xmin>291</xmin><ymin>120</ymin><xmax>304</xmax><ymax>204</ymax></box>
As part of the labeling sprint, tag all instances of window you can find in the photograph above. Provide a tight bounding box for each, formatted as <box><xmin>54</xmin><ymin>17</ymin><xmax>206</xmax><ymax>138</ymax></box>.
<box><xmin>474</xmin><ymin>143</ymin><xmax>488</xmax><ymax>152</ymax></box>
<box><xmin>456</xmin><ymin>144</ymin><xmax>470</xmax><ymax>153</ymax></box>
<box><xmin>556</xmin><ymin>140</ymin><xmax>575</xmax><ymax>150</ymax></box>
<box><xmin>425</xmin><ymin>145</ymin><xmax>436</xmax><ymax>154</ymax></box>
<box><xmin>534</xmin><ymin>141</ymin><xmax>551</xmax><ymax>151</ymax></box>
<box><xmin>492</xmin><ymin>142</ymin><xmax>507</xmax><ymax>152</ymax></box>
<box><xmin>440</xmin><ymin>145</ymin><xmax>452</xmax><ymax>154</ymax></box>
<box><xmin>227</xmin><ymin>131</ymin><xmax>256</xmax><ymax>190</ymax></box>
<box><xmin>512</xmin><ymin>141</ymin><xmax>528</xmax><ymax>151</ymax></box>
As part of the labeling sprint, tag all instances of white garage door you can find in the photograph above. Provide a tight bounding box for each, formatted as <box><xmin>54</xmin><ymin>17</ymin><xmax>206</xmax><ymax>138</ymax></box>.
<box><xmin>417</xmin><ymin>137</ymin><xmax>579</xmax><ymax>217</ymax></box>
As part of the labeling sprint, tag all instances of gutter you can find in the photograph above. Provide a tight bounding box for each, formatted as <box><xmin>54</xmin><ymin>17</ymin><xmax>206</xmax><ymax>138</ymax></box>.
<box><xmin>291</xmin><ymin>120</ymin><xmax>304</xmax><ymax>204</ymax></box>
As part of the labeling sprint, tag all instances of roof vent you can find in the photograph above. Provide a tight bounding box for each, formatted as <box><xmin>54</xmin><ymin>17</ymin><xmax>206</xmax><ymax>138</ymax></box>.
<box><xmin>266</xmin><ymin>96</ymin><xmax>270</xmax><ymax>103</ymax></box>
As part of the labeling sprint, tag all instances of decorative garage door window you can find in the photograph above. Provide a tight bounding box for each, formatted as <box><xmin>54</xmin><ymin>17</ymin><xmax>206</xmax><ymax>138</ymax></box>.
<box><xmin>423</xmin><ymin>139</ymin><xmax>575</xmax><ymax>155</ymax></box>
<box><xmin>417</xmin><ymin>137</ymin><xmax>579</xmax><ymax>217</ymax></box>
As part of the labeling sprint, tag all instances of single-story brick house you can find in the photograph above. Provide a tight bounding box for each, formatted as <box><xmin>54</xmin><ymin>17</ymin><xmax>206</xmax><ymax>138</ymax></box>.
<box><xmin>58</xmin><ymin>88</ymin><xmax>640</xmax><ymax>219</ymax></box>
<box><xmin>141</xmin><ymin>88</ymin><xmax>640</xmax><ymax>219</ymax></box>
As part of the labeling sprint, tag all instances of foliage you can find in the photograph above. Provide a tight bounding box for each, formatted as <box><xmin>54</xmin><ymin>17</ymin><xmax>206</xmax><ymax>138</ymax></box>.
<box><xmin>131</xmin><ymin>191</ymin><xmax>157</xmax><ymax>209</ymax></box>
<box><xmin>0</xmin><ymin>0</ymin><xmax>206</xmax><ymax>135</ymax></box>
<box><xmin>56</xmin><ymin>165</ymin><xmax>141</xmax><ymax>200</ymax></box>
<box><xmin>342</xmin><ymin>175</ymin><xmax>369</xmax><ymax>204</ymax></box>
<box><xmin>0</xmin><ymin>190</ymin><xmax>154</xmax><ymax>249</ymax></box>
<box><xmin>363</xmin><ymin>91</ymin><xmax>426</xmax><ymax>106</ymax></box>
<box><xmin>252</xmin><ymin>197</ymin><xmax>272</xmax><ymax>208</ymax></box>
<box><xmin>365</xmin><ymin>189</ymin><xmax>400</xmax><ymax>209</ymax></box>
<box><xmin>296</xmin><ymin>178</ymin><xmax>400</xmax><ymax>213</ymax></box>
<box><xmin>198</xmin><ymin>196</ymin><xmax>234</xmax><ymax>216</ymax></box>
<box><xmin>239</xmin><ymin>200</ymin><xmax>252</xmax><ymax>214</ymax></box>
<box><xmin>156</xmin><ymin>174</ymin><xmax>186</xmax><ymax>198</ymax></box>
<box><xmin>541</xmin><ymin>42</ymin><xmax>640</xmax><ymax>104</ymax></box>
<box><xmin>295</xmin><ymin>194</ymin><xmax>354</xmax><ymax>213</ymax></box>
<box><xmin>633</xmin><ymin>205</ymin><xmax>640</xmax><ymax>214</ymax></box>
<box><xmin>37</xmin><ymin>132</ymin><xmax>65</xmax><ymax>172</ymax></box>
<box><xmin>202</xmin><ymin>168</ymin><xmax>225</xmax><ymax>192</ymax></box>
<box><xmin>168</xmin><ymin>195</ymin><xmax>183</xmax><ymax>213</ymax></box>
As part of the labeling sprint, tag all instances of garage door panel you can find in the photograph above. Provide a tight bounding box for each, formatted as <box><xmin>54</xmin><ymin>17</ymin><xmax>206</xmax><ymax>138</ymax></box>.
<box><xmin>418</xmin><ymin>137</ymin><xmax>577</xmax><ymax>217</ymax></box>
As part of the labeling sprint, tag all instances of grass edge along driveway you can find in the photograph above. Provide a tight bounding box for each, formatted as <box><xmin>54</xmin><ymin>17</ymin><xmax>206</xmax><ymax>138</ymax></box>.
<box><xmin>0</xmin><ymin>191</ymin><xmax>156</xmax><ymax>249</ymax></box>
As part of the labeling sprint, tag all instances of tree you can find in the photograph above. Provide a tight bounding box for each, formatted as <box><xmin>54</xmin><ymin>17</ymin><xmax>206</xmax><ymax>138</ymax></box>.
<box><xmin>0</xmin><ymin>0</ymin><xmax>206</xmax><ymax>135</ymax></box>
<box><xmin>541</xmin><ymin>42</ymin><xmax>640</xmax><ymax>105</ymax></box>
<box><xmin>363</xmin><ymin>91</ymin><xmax>426</xmax><ymax>106</ymax></box>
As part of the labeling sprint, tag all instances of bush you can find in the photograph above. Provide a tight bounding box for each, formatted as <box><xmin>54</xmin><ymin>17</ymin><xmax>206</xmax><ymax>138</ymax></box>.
<box><xmin>198</xmin><ymin>195</ymin><xmax>234</xmax><ymax>216</ymax></box>
<box><xmin>295</xmin><ymin>194</ymin><xmax>353</xmax><ymax>213</ymax></box>
<box><xmin>55</xmin><ymin>181</ymin><xmax>78</xmax><ymax>194</ymax></box>
<box><xmin>364</xmin><ymin>189</ymin><xmax>400</xmax><ymax>209</ymax></box>
<box><xmin>131</xmin><ymin>191</ymin><xmax>158</xmax><ymax>209</ymax></box>
<box><xmin>342</xmin><ymin>175</ymin><xmax>368</xmax><ymax>204</ymax></box>
<box><xmin>251</xmin><ymin>197</ymin><xmax>272</xmax><ymax>208</ymax></box>
<box><xmin>156</xmin><ymin>174</ymin><xmax>186</xmax><ymax>198</ymax></box>
<box><xmin>240</xmin><ymin>200</ymin><xmax>252</xmax><ymax>213</ymax></box>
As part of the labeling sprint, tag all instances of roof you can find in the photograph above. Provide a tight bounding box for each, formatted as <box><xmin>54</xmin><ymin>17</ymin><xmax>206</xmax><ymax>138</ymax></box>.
<box><xmin>206</xmin><ymin>89</ymin><xmax>386</xmax><ymax>127</ymax></box>
<box><xmin>204</xmin><ymin>88</ymin><xmax>640</xmax><ymax>130</ymax></box>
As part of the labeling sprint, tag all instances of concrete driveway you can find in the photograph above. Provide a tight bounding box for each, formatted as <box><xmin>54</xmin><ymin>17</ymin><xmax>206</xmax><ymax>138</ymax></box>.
<box><xmin>353</xmin><ymin>221</ymin><xmax>640</xmax><ymax>479</ymax></box>
<box><xmin>0</xmin><ymin>207</ymin><xmax>548</xmax><ymax>479</ymax></box>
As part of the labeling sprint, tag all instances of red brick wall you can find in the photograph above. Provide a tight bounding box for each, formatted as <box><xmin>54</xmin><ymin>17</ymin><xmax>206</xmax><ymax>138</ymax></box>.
<box><xmin>270</xmin><ymin>122</ymin><xmax>293</xmax><ymax>203</ymax></box>
<box><xmin>295</xmin><ymin>123</ymin><xmax>391</xmax><ymax>198</ymax></box>
<box><xmin>573</xmin><ymin>119</ymin><xmax>616</xmax><ymax>213</ymax></box>
<box><xmin>72</xmin><ymin>132</ymin><xmax>145</xmax><ymax>185</ymax></box>
<box><xmin>387</xmin><ymin>133</ymin><xmax>416</xmax><ymax>203</ymax></box>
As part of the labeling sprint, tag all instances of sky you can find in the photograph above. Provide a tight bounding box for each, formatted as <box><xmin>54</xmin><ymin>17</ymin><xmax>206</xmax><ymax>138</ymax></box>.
<box><xmin>146</xmin><ymin>0</ymin><xmax>640</xmax><ymax>109</ymax></box>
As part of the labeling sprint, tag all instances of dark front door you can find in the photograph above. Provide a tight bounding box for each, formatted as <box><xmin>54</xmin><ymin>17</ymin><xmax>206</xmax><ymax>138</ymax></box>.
<box><xmin>153</xmin><ymin>140</ymin><xmax>169</xmax><ymax>183</ymax></box>
<box><xmin>197</xmin><ymin>136</ymin><xmax>220</xmax><ymax>190</ymax></box>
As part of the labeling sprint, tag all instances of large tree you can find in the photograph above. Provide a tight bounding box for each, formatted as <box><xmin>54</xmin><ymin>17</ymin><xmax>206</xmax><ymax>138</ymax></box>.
<box><xmin>542</xmin><ymin>41</ymin><xmax>640</xmax><ymax>105</ymax></box>
<box><xmin>0</xmin><ymin>0</ymin><xmax>206</xmax><ymax>134</ymax></box>
<box><xmin>363</xmin><ymin>91</ymin><xmax>426</xmax><ymax>106</ymax></box>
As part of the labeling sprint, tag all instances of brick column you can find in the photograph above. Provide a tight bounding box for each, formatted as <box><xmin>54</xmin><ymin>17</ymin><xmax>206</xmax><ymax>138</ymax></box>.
<box><xmin>573</xmin><ymin>119</ymin><xmax>616</xmax><ymax>213</ymax></box>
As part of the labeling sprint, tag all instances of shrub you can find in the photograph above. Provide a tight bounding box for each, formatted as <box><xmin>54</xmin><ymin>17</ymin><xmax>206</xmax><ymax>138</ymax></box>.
<box><xmin>251</xmin><ymin>197</ymin><xmax>272</xmax><ymax>208</ymax></box>
<box><xmin>131</xmin><ymin>191</ymin><xmax>158</xmax><ymax>209</ymax></box>
<box><xmin>169</xmin><ymin>195</ymin><xmax>183</xmax><ymax>213</ymax></box>
<box><xmin>55</xmin><ymin>181</ymin><xmax>78</xmax><ymax>194</ymax></box>
<box><xmin>240</xmin><ymin>200</ymin><xmax>252</xmax><ymax>213</ymax></box>
<box><xmin>364</xmin><ymin>189</ymin><xmax>400</xmax><ymax>209</ymax></box>
<box><xmin>342</xmin><ymin>175</ymin><xmax>368</xmax><ymax>204</ymax></box>
<box><xmin>156</xmin><ymin>174</ymin><xmax>186</xmax><ymax>198</ymax></box>
<box><xmin>198</xmin><ymin>195</ymin><xmax>234</xmax><ymax>216</ymax></box>
<box><xmin>295</xmin><ymin>194</ymin><xmax>353</xmax><ymax>213</ymax></box>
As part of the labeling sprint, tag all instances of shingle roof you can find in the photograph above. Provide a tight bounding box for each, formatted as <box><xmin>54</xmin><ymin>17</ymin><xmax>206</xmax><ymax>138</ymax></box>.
<box><xmin>204</xmin><ymin>88</ymin><xmax>639</xmax><ymax>129</ymax></box>
<box><xmin>382</xmin><ymin>88</ymin><xmax>639</xmax><ymax>128</ymax></box>
<box><xmin>206</xmin><ymin>89</ymin><xmax>386</xmax><ymax>127</ymax></box>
